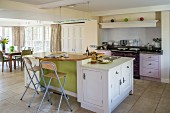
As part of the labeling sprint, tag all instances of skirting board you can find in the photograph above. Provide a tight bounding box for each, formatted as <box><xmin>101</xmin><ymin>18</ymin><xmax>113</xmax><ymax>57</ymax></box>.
<box><xmin>49</xmin><ymin>86</ymin><xmax>77</xmax><ymax>97</ymax></box>
<box><xmin>161</xmin><ymin>78</ymin><xmax>170</xmax><ymax>83</ymax></box>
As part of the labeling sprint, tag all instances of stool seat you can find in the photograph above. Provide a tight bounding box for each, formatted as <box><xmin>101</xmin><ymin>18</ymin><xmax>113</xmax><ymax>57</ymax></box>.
<box><xmin>28</xmin><ymin>66</ymin><xmax>40</xmax><ymax>72</ymax></box>
<box><xmin>44</xmin><ymin>72</ymin><xmax>66</xmax><ymax>79</ymax></box>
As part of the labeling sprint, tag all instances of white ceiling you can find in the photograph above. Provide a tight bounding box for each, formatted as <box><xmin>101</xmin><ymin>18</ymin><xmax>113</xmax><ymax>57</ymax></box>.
<box><xmin>10</xmin><ymin>0</ymin><xmax>62</xmax><ymax>5</ymax></box>
<box><xmin>9</xmin><ymin>0</ymin><xmax>170</xmax><ymax>12</ymax></box>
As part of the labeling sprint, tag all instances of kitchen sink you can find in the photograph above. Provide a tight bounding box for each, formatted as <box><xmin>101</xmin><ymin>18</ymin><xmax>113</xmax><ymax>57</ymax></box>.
<box><xmin>104</xmin><ymin>56</ymin><xmax>121</xmax><ymax>61</ymax></box>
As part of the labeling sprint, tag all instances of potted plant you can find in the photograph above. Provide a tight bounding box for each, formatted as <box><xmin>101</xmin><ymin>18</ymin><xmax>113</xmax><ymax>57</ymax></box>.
<box><xmin>0</xmin><ymin>36</ymin><xmax>9</xmax><ymax>52</ymax></box>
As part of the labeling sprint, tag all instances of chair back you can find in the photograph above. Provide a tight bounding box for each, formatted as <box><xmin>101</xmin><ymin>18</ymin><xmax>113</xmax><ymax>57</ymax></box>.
<box><xmin>40</xmin><ymin>61</ymin><xmax>61</xmax><ymax>79</ymax></box>
<box><xmin>22</xmin><ymin>57</ymin><xmax>35</xmax><ymax>76</ymax></box>
<box><xmin>23</xmin><ymin>57</ymin><xmax>32</xmax><ymax>65</ymax></box>
<box><xmin>0</xmin><ymin>51</ymin><xmax>3</xmax><ymax>62</ymax></box>
<box><xmin>21</xmin><ymin>50</ymin><xmax>32</xmax><ymax>56</ymax></box>
<box><xmin>40</xmin><ymin>61</ymin><xmax>57</xmax><ymax>71</ymax></box>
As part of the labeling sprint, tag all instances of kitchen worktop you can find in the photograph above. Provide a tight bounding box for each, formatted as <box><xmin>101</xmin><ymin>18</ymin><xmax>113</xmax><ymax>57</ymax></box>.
<box><xmin>97</xmin><ymin>46</ymin><xmax>163</xmax><ymax>55</ymax></box>
<box><xmin>26</xmin><ymin>52</ymin><xmax>91</xmax><ymax>61</ymax></box>
<box><xmin>82</xmin><ymin>57</ymin><xmax>134</xmax><ymax>71</ymax></box>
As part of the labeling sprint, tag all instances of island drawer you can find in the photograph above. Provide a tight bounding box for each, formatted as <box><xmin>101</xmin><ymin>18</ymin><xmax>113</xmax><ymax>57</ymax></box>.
<box><xmin>111</xmin><ymin>66</ymin><xmax>121</xmax><ymax>76</ymax></box>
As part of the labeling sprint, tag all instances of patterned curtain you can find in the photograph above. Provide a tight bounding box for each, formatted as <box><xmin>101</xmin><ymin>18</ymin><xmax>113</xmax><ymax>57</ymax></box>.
<box><xmin>12</xmin><ymin>26</ymin><xmax>20</xmax><ymax>51</ymax></box>
<box><xmin>20</xmin><ymin>26</ymin><xmax>25</xmax><ymax>48</ymax></box>
<box><xmin>12</xmin><ymin>26</ymin><xmax>20</xmax><ymax>47</ymax></box>
<box><xmin>50</xmin><ymin>24</ymin><xmax>61</xmax><ymax>52</ymax></box>
<box><xmin>12</xmin><ymin>26</ymin><xmax>25</xmax><ymax>51</ymax></box>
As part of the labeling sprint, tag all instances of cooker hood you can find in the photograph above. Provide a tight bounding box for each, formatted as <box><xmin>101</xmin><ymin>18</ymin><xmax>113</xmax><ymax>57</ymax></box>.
<box><xmin>99</xmin><ymin>20</ymin><xmax>159</xmax><ymax>28</ymax></box>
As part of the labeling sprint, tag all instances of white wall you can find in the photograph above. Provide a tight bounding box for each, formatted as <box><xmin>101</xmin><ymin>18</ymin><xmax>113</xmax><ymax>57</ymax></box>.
<box><xmin>161</xmin><ymin>11</ymin><xmax>170</xmax><ymax>83</ymax></box>
<box><xmin>99</xmin><ymin>27</ymin><xmax>161</xmax><ymax>46</ymax></box>
<box><xmin>84</xmin><ymin>20</ymin><xmax>98</xmax><ymax>52</ymax></box>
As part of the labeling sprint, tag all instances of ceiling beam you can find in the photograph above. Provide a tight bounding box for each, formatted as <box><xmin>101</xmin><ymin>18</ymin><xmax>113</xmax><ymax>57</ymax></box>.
<box><xmin>38</xmin><ymin>0</ymin><xmax>89</xmax><ymax>9</ymax></box>
<box><xmin>92</xmin><ymin>4</ymin><xmax>170</xmax><ymax>16</ymax></box>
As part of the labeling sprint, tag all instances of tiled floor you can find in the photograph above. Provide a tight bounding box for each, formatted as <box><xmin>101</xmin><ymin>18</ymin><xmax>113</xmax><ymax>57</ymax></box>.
<box><xmin>0</xmin><ymin>66</ymin><xmax>170</xmax><ymax>113</ymax></box>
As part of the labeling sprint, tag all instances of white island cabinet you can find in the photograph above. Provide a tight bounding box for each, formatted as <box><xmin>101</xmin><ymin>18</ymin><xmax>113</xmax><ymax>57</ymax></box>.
<box><xmin>78</xmin><ymin>57</ymin><xmax>134</xmax><ymax>113</ymax></box>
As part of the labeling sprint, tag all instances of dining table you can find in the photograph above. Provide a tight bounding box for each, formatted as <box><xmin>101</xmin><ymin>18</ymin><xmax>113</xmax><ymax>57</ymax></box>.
<box><xmin>5</xmin><ymin>51</ymin><xmax>21</xmax><ymax>72</ymax></box>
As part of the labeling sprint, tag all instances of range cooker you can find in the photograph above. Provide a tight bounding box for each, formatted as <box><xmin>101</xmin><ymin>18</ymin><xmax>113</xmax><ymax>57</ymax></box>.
<box><xmin>97</xmin><ymin>45</ymin><xmax>162</xmax><ymax>79</ymax></box>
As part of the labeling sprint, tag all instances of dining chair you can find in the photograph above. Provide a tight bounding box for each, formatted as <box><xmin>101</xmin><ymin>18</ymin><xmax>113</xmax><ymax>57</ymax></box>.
<box><xmin>0</xmin><ymin>51</ymin><xmax>9</xmax><ymax>72</ymax></box>
<box><xmin>15</xmin><ymin>50</ymin><xmax>32</xmax><ymax>70</ymax></box>
<box><xmin>29</xmin><ymin>61</ymin><xmax>72</xmax><ymax>113</ymax></box>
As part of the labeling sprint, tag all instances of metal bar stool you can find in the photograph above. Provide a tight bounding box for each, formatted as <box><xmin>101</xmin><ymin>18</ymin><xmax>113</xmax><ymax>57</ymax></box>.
<box><xmin>20</xmin><ymin>57</ymin><xmax>52</xmax><ymax>107</ymax></box>
<box><xmin>35</xmin><ymin>61</ymin><xmax>72</xmax><ymax>113</ymax></box>
<box><xmin>20</xmin><ymin>57</ymin><xmax>40</xmax><ymax>100</ymax></box>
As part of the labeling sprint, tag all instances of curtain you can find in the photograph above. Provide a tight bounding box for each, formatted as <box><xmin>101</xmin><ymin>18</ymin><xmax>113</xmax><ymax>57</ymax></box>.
<box><xmin>12</xmin><ymin>26</ymin><xmax>20</xmax><ymax>47</ymax></box>
<box><xmin>20</xmin><ymin>26</ymin><xmax>25</xmax><ymax>48</ymax></box>
<box><xmin>12</xmin><ymin>26</ymin><xmax>25</xmax><ymax>51</ymax></box>
<box><xmin>12</xmin><ymin>26</ymin><xmax>20</xmax><ymax>51</ymax></box>
<box><xmin>50</xmin><ymin>24</ymin><xmax>61</xmax><ymax>52</ymax></box>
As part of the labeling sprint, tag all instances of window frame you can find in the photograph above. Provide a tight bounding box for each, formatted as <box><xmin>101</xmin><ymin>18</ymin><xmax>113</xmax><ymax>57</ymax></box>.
<box><xmin>24</xmin><ymin>25</ymin><xmax>51</xmax><ymax>53</ymax></box>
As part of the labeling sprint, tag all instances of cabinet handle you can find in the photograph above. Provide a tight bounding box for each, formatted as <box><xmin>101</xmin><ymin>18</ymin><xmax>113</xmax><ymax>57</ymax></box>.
<box><xmin>149</xmin><ymin>57</ymin><xmax>152</xmax><ymax>58</ymax></box>
<box><xmin>149</xmin><ymin>63</ymin><xmax>152</xmax><ymax>65</ymax></box>
<box><xmin>123</xmin><ymin>77</ymin><xmax>126</xmax><ymax>83</ymax></box>
<box><xmin>119</xmin><ymin>80</ymin><xmax>122</xmax><ymax>85</ymax></box>
<box><xmin>127</xmin><ymin>66</ymin><xmax>129</xmax><ymax>68</ymax></box>
<box><xmin>149</xmin><ymin>71</ymin><xmax>151</xmax><ymax>73</ymax></box>
<box><xmin>83</xmin><ymin>73</ymin><xmax>86</xmax><ymax>79</ymax></box>
<box><xmin>116</xmin><ymin>71</ymin><xmax>119</xmax><ymax>74</ymax></box>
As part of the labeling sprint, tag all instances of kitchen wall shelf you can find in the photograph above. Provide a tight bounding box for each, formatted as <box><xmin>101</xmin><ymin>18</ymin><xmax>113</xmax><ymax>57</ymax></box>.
<box><xmin>99</xmin><ymin>20</ymin><xmax>159</xmax><ymax>28</ymax></box>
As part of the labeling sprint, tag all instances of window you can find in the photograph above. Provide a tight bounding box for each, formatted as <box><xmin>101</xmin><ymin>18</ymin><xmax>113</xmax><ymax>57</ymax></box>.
<box><xmin>0</xmin><ymin>27</ymin><xmax>13</xmax><ymax>50</ymax></box>
<box><xmin>4</xmin><ymin>27</ymin><xmax>13</xmax><ymax>48</ymax></box>
<box><xmin>44</xmin><ymin>26</ymin><xmax>51</xmax><ymax>52</ymax></box>
<box><xmin>25</xmin><ymin>26</ymin><xmax>51</xmax><ymax>53</ymax></box>
<box><xmin>0</xmin><ymin>27</ymin><xmax>2</xmax><ymax>36</ymax></box>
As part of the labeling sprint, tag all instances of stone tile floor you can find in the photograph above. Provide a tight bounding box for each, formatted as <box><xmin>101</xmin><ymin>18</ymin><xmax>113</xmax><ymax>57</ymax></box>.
<box><xmin>0</xmin><ymin>66</ymin><xmax>170</xmax><ymax>113</ymax></box>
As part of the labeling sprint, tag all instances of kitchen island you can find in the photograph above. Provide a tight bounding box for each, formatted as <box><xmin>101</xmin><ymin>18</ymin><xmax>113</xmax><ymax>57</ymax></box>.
<box><xmin>24</xmin><ymin>52</ymin><xmax>134</xmax><ymax>113</ymax></box>
<box><xmin>79</xmin><ymin>57</ymin><xmax>134</xmax><ymax>113</ymax></box>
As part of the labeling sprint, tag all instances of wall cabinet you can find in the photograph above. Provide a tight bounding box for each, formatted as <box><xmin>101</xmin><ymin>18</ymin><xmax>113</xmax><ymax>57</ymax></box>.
<box><xmin>140</xmin><ymin>53</ymin><xmax>161</xmax><ymax>79</ymax></box>
<box><xmin>79</xmin><ymin>60</ymin><xmax>133</xmax><ymax>113</ymax></box>
<box><xmin>61</xmin><ymin>24</ymin><xmax>85</xmax><ymax>53</ymax></box>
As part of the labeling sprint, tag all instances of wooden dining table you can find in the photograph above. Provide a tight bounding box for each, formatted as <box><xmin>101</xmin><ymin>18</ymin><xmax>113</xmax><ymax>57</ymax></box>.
<box><xmin>5</xmin><ymin>51</ymin><xmax>21</xmax><ymax>72</ymax></box>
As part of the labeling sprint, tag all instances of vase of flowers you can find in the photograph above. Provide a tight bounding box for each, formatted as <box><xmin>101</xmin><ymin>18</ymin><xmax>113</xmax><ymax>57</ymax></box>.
<box><xmin>0</xmin><ymin>36</ymin><xmax>9</xmax><ymax>52</ymax></box>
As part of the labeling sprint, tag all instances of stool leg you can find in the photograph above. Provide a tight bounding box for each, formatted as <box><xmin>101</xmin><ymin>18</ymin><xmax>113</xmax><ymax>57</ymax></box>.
<box><xmin>62</xmin><ymin>77</ymin><xmax>72</xmax><ymax>112</ymax></box>
<box><xmin>28</xmin><ymin>76</ymin><xmax>43</xmax><ymax>107</ymax></box>
<box><xmin>56</xmin><ymin>76</ymin><xmax>72</xmax><ymax>113</ymax></box>
<box><xmin>20</xmin><ymin>74</ymin><xmax>36</xmax><ymax>100</ymax></box>
<box><xmin>25</xmin><ymin>65</ymin><xmax>39</xmax><ymax>95</ymax></box>
<box><xmin>36</xmin><ymin>77</ymin><xmax>52</xmax><ymax>113</ymax></box>
<box><xmin>42</xmin><ymin>77</ymin><xmax>53</xmax><ymax>105</ymax></box>
<box><xmin>56</xmin><ymin>92</ymin><xmax>63</xmax><ymax>113</ymax></box>
<box><xmin>27</xmin><ymin>71</ymin><xmax>39</xmax><ymax>94</ymax></box>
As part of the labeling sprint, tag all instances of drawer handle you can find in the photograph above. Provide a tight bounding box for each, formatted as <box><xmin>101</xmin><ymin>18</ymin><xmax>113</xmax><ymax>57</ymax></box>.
<box><xmin>149</xmin><ymin>71</ymin><xmax>151</xmax><ymax>73</ymax></box>
<box><xmin>123</xmin><ymin>77</ymin><xmax>126</xmax><ymax>83</ymax></box>
<box><xmin>119</xmin><ymin>80</ymin><xmax>122</xmax><ymax>85</ymax></box>
<box><xmin>149</xmin><ymin>57</ymin><xmax>152</xmax><ymax>58</ymax></box>
<box><xmin>127</xmin><ymin>66</ymin><xmax>129</xmax><ymax>68</ymax></box>
<box><xmin>116</xmin><ymin>71</ymin><xmax>119</xmax><ymax>74</ymax></box>
<box><xmin>149</xmin><ymin>63</ymin><xmax>152</xmax><ymax>65</ymax></box>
